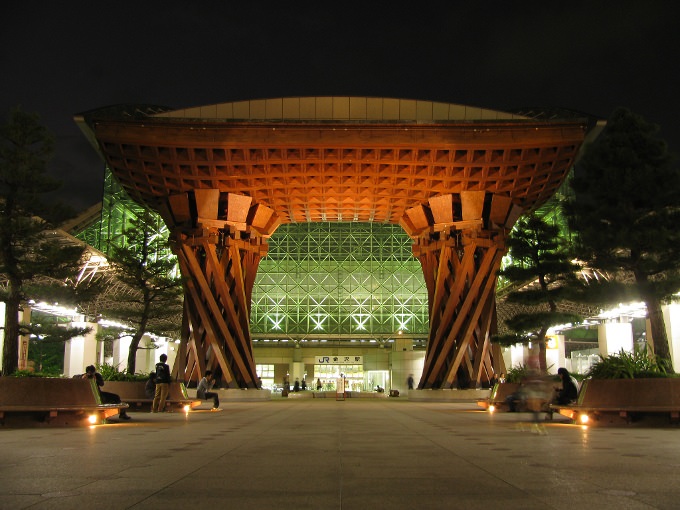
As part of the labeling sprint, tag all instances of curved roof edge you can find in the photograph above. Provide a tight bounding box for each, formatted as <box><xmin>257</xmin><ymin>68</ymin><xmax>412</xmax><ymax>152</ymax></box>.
<box><xmin>153</xmin><ymin>97</ymin><xmax>532</xmax><ymax>123</ymax></box>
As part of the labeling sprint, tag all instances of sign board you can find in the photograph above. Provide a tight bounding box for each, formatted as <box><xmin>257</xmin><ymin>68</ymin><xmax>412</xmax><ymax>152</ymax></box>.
<box><xmin>336</xmin><ymin>376</ymin><xmax>346</xmax><ymax>401</ymax></box>
<box><xmin>316</xmin><ymin>355</ymin><xmax>363</xmax><ymax>365</ymax></box>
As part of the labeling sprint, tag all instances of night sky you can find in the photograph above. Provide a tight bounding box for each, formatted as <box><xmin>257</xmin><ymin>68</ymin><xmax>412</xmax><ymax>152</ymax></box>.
<box><xmin>2</xmin><ymin>1</ymin><xmax>679</xmax><ymax>211</ymax></box>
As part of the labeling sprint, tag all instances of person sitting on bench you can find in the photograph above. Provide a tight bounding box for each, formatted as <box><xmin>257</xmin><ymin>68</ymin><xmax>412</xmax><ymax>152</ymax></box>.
<box><xmin>197</xmin><ymin>371</ymin><xmax>220</xmax><ymax>410</ymax></box>
<box><xmin>554</xmin><ymin>367</ymin><xmax>578</xmax><ymax>405</ymax></box>
<box><xmin>145</xmin><ymin>372</ymin><xmax>156</xmax><ymax>399</ymax></box>
<box><xmin>83</xmin><ymin>365</ymin><xmax>131</xmax><ymax>420</ymax></box>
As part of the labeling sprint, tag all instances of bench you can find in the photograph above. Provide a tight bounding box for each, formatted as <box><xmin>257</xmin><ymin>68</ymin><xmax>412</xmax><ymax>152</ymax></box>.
<box><xmin>478</xmin><ymin>380</ymin><xmax>555</xmax><ymax>414</ymax></box>
<box><xmin>103</xmin><ymin>381</ymin><xmax>200</xmax><ymax>411</ymax></box>
<box><xmin>0</xmin><ymin>377</ymin><xmax>128</xmax><ymax>426</ymax></box>
<box><xmin>550</xmin><ymin>378</ymin><xmax>680</xmax><ymax>424</ymax></box>
<box><xmin>477</xmin><ymin>382</ymin><xmax>520</xmax><ymax>411</ymax></box>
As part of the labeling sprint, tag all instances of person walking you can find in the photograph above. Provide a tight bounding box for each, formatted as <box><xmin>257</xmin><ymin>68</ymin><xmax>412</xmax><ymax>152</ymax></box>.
<box><xmin>152</xmin><ymin>354</ymin><xmax>171</xmax><ymax>413</ymax></box>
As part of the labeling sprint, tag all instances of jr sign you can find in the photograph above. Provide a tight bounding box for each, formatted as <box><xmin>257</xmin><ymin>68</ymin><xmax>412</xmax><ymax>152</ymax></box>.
<box><xmin>316</xmin><ymin>355</ymin><xmax>363</xmax><ymax>365</ymax></box>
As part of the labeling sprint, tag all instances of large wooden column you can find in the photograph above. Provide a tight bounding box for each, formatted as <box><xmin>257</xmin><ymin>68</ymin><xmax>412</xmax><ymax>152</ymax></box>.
<box><xmin>158</xmin><ymin>190</ymin><xmax>280</xmax><ymax>388</ymax></box>
<box><xmin>401</xmin><ymin>192</ymin><xmax>523</xmax><ymax>389</ymax></box>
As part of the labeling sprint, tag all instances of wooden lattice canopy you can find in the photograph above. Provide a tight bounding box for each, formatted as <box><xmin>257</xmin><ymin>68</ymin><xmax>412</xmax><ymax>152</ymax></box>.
<box><xmin>78</xmin><ymin>97</ymin><xmax>590</xmax><ymax>229</ymax></box>
<box><xmin>77</xmin><ymin>97</ymin><xmax>595</xmax><ymax>389</ymax></box>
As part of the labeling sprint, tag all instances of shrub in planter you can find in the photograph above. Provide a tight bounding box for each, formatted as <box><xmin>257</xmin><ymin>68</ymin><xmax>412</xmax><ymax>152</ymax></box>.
<box><xmin>586</xmin><ymin>346</ymin><xmax>672</xmax><ymax>379</ymax></box>
<box><xmin>97</xmin><ymin>363</ymin><xmax>149</xmax><ymax>381</ymax></box>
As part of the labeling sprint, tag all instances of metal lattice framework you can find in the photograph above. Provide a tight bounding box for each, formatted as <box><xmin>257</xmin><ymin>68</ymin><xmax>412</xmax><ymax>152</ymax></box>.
<box><xmin>76</xmin><ymin>97</ymin><xmax>593</xmax><ymax>388</ymax></box>
<box><xmin>251</xmin><ymin>222</ymin><xmax>428</xmax><ymax>338</ymax></box>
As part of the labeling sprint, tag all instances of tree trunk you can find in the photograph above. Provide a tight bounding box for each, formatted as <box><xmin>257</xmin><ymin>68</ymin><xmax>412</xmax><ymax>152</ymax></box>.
<box><xmin>645</xmin><ymin>295</ymin><xmax>673</xmax><ymax>371</ymax></box>
<box><xmin>1</xmin><ymin>286</ymin><xmax>21</xmax><ymax>376</ymax></box>
<box><xmin>537</xmin><ymin>326</ymin><xmax>548</xmax><ymax>373</ymax></box>
<box><xmin>634</xmin><ymin>270</ymin><xmax>673</xmax><ymax>371</ymax></box>
<box><xmin>126</xmin><ymin>331</ymin><xmax>144</xmax><ymax>375</ymax></box>
<box><xmin>126</xmin><ymin>306</ymin><xmax>150</xmax><ymax>374</ymax></box>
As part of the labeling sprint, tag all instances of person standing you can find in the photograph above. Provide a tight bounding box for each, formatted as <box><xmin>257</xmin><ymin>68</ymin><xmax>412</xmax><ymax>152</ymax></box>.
<box><xmin>152</xmin><ymin>354</ymin><xmax>171</xmax><ymax>413</ymax></box>
<box><xmin>407</xmin><ymin>374</ymin><xmax>414</xmax><ymax>390</ymax></box>
<box><xmin>197</xmin><ymin>370</ymin><xmax>220</xmax><ymax>410</ymax></box>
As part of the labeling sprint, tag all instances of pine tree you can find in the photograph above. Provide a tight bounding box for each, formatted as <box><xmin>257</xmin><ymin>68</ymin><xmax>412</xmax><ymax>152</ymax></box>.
<box><xmin>0</xmin><ymin>108</ymin><xmax>87</xmax><ymax>375</ymax></box>
<box><xmin>564</xmin><ymin>107</ymin><xmax>680</xmax><ymax>369</ymax></box>
<box><xmin>105</xmin><ymin>209</ymin><xmax>183</xmax><ymax>374</ymax></box>
<box><xmin>496</xmin><ymin>214</ymin><xmax>581</xmax><ymax>372</ymax></box>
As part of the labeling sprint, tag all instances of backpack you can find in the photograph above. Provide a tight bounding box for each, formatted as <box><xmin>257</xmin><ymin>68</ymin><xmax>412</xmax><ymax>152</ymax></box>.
<box><xmin>155</xmin><ymin>363</ymin><xmax>169</xmax><ymax>383</ymax></box>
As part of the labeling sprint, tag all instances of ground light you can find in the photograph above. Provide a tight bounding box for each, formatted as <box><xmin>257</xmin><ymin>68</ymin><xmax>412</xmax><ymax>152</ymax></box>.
<box><xmin>579</xmin><ymin>413</ymin><xmax>589</xmax><ymax>424</ymax></box>
<box><xmin>183</xmin><ymin>404</ymin><xmax>191</xmax><ymax>413</ymax></box>
<box><xmin>88</xmin><ymin>414</ymin><xmax>98</xmax><ymax>425</ymax></box>
<box><xmin>488</xmin><ymin>405</ymin><xmax>496</xmax><ymax>412</ymax></box>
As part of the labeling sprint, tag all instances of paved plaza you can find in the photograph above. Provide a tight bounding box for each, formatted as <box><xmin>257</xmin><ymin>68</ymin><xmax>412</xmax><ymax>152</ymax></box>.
<box><xmin>1</xmin><ymin>399</ymin><xmax>679</xmax><ymax>509</ymax></box>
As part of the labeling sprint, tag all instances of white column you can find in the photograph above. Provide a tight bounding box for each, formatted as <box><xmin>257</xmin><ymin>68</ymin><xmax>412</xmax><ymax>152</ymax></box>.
<box><xmin>64</xmin><ymin>322</ymin><xmax>98</xmax><ymax>377</ymax></box>
<box><xmin>389</xmin><ymin>350</ymin><xmax>424</xmax><ymax>393</ymax></box>
<box><xmin>150</xmin><ymin>341</ymin><xmax>169</xmax><ymax>374</ymax></box>
<box><xmin>163</xmin><ymin>339</ymin><xmax>177</xmax><ymax>375</ymax></box>
<box><xmin>545</xmin><ymin>334</ymin><xmax>566</xmax><ymax>374</ymax></box>
<box><xmin>509</xmin><ymin>344</ymin><xmax>525</xmax><ymax>371</ymax></box>
<box><xmin>134</xmin><ymin>335</ymin><xmax>154</xmax><ymax>375</ymax></box>
<box><xmin>113</xmin><ymin>335</ymin><xmax>132</xmax><ymax>371</ymax></box>
<box><xmin>0</xmin><ymin>302</ymin><xmax>6</xmax><ymax>369</ymax></box>
<box><xmin>598</xmin><ymin>322</ymin><xmax>633</xmax><ymax>356</ymax></box>
<box><xmin>18</xmin><ymin>306</ymin><xmax>31</xmax><ymax>371</ymax></box>
<box><xmin>663</xmin><ymin>303</ymin><xmax>680</xmax><ymax>370</ymax></box>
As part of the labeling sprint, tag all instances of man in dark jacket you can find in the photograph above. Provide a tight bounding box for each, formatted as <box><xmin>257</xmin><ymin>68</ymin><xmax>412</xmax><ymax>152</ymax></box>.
<box><xmin>152</xmin><ymin>354</ymin><xmax>171</xmax><ymax>412</ymax></box>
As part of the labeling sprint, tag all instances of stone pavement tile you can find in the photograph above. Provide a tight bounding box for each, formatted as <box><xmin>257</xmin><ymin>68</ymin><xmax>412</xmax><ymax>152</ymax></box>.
<box><xmin>168</xmin><ymin>473</ymin><xmax>340</xmax><ymax>493</ymax></box>
<box><xmin>3</xmin><ymin>400</ymin><xmax>680</xmax><ymax>510</ymax></box>
<box><xmin>340</xmin><ymin>475</ymin><xmax>519</xmax><ymax>497</ymax></box>
<box><xmin>339</xmin><ymin>493</ymin><xmax>543</xmax><ymax>510</ymax></box>
<box><xmin>75</xmin><ymin>476</ymin><xmax>175</xmax><ymax>495</ymax></box>
<box><xmin>533</xmin><ymin>491</ymin><xmax>661</xmax><ymax>510</ymax></box>
<box><xmin>0</xmin><ymin>475</ymin><xmax>94</xmax><ymax>495</ymax></box>
<box><xmin>11</xmin><ymin>492</ymin><xmax>144</xmax><ymax>510</ymax></box>
<box><xmin>636</xmin><ymin>491</ymin><xmax>680</xmax><ymax>510</ymax></box>
<box><xmin>146</xmin><ymin>491</ymin><xmax>340</xmax><ymax>510</ymax></box>
<box><xmin>0</xmin><ymin>494</ymin><xmax>44</xmax><ymax>510</ymax></box>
